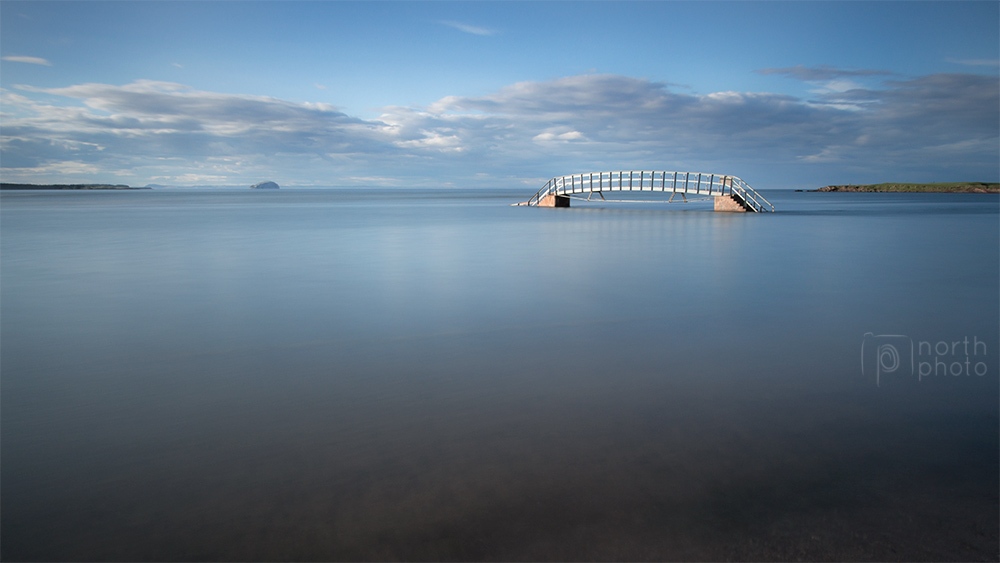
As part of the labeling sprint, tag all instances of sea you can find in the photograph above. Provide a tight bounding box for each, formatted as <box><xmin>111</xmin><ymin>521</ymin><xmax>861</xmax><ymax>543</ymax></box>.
<box><xmin>2</xmin><ymin>188</ymin><xmax>997</xmax><ymax>561</ymax></box>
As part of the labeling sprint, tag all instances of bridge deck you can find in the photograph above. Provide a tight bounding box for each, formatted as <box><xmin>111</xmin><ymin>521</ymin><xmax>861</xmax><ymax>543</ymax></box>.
<box><xmin>518</xmin><ymin>170</ymin><xmax>774</xmax><ymax>212</ymax></box>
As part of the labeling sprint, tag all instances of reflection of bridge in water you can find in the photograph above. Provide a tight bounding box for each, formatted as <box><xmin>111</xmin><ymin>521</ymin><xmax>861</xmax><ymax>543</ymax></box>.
<box><xmin>516</xmin><ymin>171</ymin><xmax>775</xmax><ymax>212</ymax></box>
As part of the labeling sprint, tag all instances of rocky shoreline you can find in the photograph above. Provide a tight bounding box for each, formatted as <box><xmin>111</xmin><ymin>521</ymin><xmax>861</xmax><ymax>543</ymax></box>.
<box><xmin>1</xmin><ymin>183</ymin><xmax>149</xmax><ymax>190</ymax></box>
<box><xmin>809</xmin><ymin>182</ymin><xmax>998</xmax><ymax>193</ymax></box>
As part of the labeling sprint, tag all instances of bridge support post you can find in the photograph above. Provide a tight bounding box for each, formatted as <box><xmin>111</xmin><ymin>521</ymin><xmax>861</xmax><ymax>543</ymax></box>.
<box><xmin>538</xmin><ymin>194</ymin><xmax>570</xmax><ymax>207</ymax></box>
<box><xmin>714</xmin><ymin>195</ymin><xmax>748</xmax><ymax>212</ymax></box>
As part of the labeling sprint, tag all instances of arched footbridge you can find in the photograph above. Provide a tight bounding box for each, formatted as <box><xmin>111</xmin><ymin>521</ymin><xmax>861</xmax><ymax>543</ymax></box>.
<box><xmin>516</xmin><ymin>171</ymin><xmax>774</xmax><ymax>212</ymax></box>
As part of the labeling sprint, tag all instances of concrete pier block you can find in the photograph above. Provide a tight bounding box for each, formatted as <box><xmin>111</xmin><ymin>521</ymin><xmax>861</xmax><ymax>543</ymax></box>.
<box><xmin>538</xmin><ymin>194</ymin><xmax>571</xmax><ymax>207</ymax></box>
<box><xmin>714</xmin><ymin>195</ymin><xmax>747</xmax><ymax>212</ymax></box>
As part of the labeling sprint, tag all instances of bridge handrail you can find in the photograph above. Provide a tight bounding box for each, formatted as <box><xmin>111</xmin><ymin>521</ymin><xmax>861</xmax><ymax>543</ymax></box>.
<box><xmin>523</xmin><ymin>170</ymin><xmax>773</xmax><ymax>211</ymax></box>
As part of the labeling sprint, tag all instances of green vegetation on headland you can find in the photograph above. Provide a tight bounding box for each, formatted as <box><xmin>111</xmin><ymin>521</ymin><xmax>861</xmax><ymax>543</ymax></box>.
<box><xmin>810</xmin><ymin>182</ymin><xmax>998</xmax><ymax>193</ymax></box>
<box><xmin>0</xmin><ymin>183</ymin><xmax>149</xmax><ymax>190</ymax></box>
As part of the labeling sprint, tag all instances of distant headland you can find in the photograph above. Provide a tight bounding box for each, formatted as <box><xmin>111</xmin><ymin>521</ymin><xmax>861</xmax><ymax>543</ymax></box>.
<box><xmin>1</xmin><ymin>183</ymin><xmax>150</xmax><ymax>190</ymax></box>
<box><xmin>807</xmin><ymin>182</ymin><xmax>998</xmax><ymax>193</ymax></box>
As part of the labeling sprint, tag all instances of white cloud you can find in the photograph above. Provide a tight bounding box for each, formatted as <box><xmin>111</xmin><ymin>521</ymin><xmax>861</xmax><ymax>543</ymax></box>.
<box><xmin>814</xmin><ymin>79</ymin><xmax>864</xmax><ymax>93</ymax></box>
<box><xmin>396</xmin><ymin>131</ymin><xmax>464</xmax><ymax>152</ymax></box>
<box><xmin>342</xmin><ymin>175</ymin><xmax>406</xmax><ymax>186</ymax></box>
<box><xmin>533</xmin><ymin>130</ymin><xmax>586</xmax><ymax>143</ymax></box>
<box><xmin>2</xmin><ymin>55</ymin><xmax>52</xmax><ymax>66</ymax></box>
<box><xmin>799</xmin><ymin>148</ymin><xmax>841</xmax><ymax>163</ymax></box>
<box><xmin>756</xmin><ymin>65</ymin><xmax>893</xmax><ymax>81</ymax></box>
<box><xmin>441</xmin><ymin>21</ymin><xmax>495</xmax><ymax>36</ymax></box>
<box><xmin>946</xmin><ymin>58</ymin><xmax>1000</xmax><ymax>67</ymax></box>
<box><xmin>2</xmin><ymin>71</ymin><xmax>997</xmax><ymax>187</ymax></box>
<box><xmin>2</xmin><ymin>160</ymin><xmax>100</xmax><ymax>176</ymax></box>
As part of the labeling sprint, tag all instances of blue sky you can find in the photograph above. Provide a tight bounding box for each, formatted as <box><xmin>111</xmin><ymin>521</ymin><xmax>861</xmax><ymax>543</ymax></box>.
<box><xmin>2</xmin><ymin>1</ymin><xmax>998</xmax><ymax>189</ymax></box>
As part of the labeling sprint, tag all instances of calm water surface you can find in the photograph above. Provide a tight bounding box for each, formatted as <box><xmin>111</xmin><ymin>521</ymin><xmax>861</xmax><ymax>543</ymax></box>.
<box><xmin>2</xmin><ymin>189</ymin><xmax>998</xmax><ymax>560</ymax></box>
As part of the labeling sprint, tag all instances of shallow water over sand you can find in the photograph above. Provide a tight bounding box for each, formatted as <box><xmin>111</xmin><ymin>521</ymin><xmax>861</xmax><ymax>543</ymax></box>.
<box><xmin>2</xmin><ymin>189</ymin><xmax>997</xmax><ymax>560</ymax></box>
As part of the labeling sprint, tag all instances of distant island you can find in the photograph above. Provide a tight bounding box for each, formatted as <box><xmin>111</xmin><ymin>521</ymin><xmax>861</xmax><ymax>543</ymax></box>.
<box><xmin>1</xmin><ymin>183</ymin><xmax>149</xmax><ymax>190</ymax></box>
<box><xmin>250</xmin><ymin>181</ymin><xmax>280</xmax><ymax>190</ymax></box>
<box><xmin>808</xmin><ymin>182</ymin><xmax>998</xmax><ymax>193</ymax></box>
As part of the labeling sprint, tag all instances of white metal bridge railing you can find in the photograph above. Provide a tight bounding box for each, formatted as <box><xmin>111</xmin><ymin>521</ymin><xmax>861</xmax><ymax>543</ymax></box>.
<box><xmin>521</xmin><ymin>170</ymin><xmax>775</xmax><ymax>212</ymax></box>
